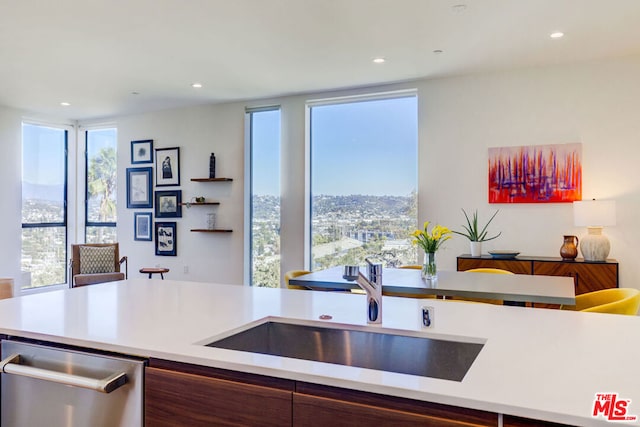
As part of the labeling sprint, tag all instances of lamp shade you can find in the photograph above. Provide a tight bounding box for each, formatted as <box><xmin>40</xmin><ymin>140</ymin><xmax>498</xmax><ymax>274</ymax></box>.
<box><xmin>573</xmin><ymin>200</ymin><xmax>616</xmax><ymax>227</ymax></box>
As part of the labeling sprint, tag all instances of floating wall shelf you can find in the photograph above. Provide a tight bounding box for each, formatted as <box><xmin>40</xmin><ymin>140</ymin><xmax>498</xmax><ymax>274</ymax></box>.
<box><xmin>179</xmin><ymin>202</ymin><xmax>220</xmax><ymax>206</ymax></box>
<box><xmin>191</xmin><ymin>178</ymin><xmax>233</xmax><ymax>182</ymax></box>
<box><xmin>188</xmin><ymin>178</ymin><xmax>232</xmax><ymax>232</ymax></box>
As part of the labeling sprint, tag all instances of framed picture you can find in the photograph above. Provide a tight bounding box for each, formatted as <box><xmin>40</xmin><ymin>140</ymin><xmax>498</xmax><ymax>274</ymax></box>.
<box><xmin>155</xmin><ymin>190</ymin><xmax>182</xmax><ymax>218</ymax></box>
<box><xmin>134</xmin><ymin>212</ymin><xmax>152</xmax><ymax>241</ymax></box>
<box><xmin>155</xmin><ymin>147</ymin><xmax>180</xmax><ymax>186</ymax></box>
<box><xmin>155</xmin><ymin>222</ymin><xmax>177</xmax><ymax>256</ymax></box>
<box><xmin>126</xmin><ymin>167</ymin><xmax>153</xmax><ymax>208</ymax></box>
<box><xmin>131</xmin><ymin>139</ymin><xmax>153</xmax><ymax>164</ymax></box>
<box><xmin>488</xmin><ymin>142</ymin><xmax>582</xmax><ymax>203</ymax></box>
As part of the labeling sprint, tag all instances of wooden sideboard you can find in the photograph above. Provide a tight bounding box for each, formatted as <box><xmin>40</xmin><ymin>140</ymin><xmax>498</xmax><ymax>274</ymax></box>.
<box><xmin>456</xmin><ymin>255</ymin><xmax>619</xmax><ymax>296</ymax></box>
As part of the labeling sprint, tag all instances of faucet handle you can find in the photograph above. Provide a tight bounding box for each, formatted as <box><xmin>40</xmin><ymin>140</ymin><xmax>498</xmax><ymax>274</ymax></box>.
<box><xmin>364</xmin><ymin>257</ymin><xmax>383</xmax><ymax>284</ymax></box>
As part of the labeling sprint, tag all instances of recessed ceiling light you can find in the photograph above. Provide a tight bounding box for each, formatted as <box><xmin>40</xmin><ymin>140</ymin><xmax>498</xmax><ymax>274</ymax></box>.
<box><xmin>452</xmin><ymin>4</ymin><xmax>467</xmax><ymax>14</ymax></box>
<box><xmin>191</xmin><ymin>83</ymin><xmax>203</xmax><ymax>88</ymax></box>
<box><xmin>60</xmin><ymin>102</ymin><xmax>71</xmax><ymax>107</ymax></box>
<box><xmin>131</xmin><ymin>91</ymin><xmax>140</xmax><ymax>95</ymax></box>
<box><xmin>433</xmin><ymin>50</ymin><xmax>444</xmax><ymax>55</ymax></box>
<box><xmin>550</xmin><ymin>32</ymin><xmax>564</xmax><ymax>39</ymax></box>
<box><xmin>373</xmin><ymin>58</ymin><xmax>385</xmax><ymax>64</ymax></box>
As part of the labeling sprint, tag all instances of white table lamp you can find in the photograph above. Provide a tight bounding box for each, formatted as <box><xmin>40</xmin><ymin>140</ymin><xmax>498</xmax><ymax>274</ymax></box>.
<box><xmin>573</xmin><ymin>200</ymin><xmax>616</xmax><ymax>261</ymax></box>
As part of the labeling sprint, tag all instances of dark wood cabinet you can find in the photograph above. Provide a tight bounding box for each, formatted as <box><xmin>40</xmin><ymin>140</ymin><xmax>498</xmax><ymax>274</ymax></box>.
<box><xmin>145</xmin><ymin>362</ymin><xmax>294</xmax><ymax>427</ymax></box>
<box><xmin>457</xmin><ymin>255</ymin><xmax>618</xmax><ymax>297</ymax></box>
<box><xmin>503</xmin><ymin>415</ymin><xmax>575</xmax><ymax>426</ymax></box>
<box><xmin>532</xmin><ymin>260</ymin><xmax>617</xmax><ymax>295</ymax></box>
<box><xmin>145</xmin><ymin>358</ymin><xmax>579</xmax><ymax>427</ymax></box>
<box><xmin>293</xmin><ymin>382</ymin><xmax>497</xmax><ymax>427</ymax></box>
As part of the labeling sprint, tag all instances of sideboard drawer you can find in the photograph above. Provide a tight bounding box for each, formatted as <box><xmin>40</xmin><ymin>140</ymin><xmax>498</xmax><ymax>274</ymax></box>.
<box><xmin>532</xmin><ymin>261</ymin><xmax>618</xmax><ymax>295</ymax></box>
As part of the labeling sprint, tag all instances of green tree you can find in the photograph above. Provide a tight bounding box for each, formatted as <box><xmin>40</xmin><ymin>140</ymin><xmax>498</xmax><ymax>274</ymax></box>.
<box><xmin>253</xmin><ymin>258</ymin><xmax>281</xmax><ymax>288</ymax></box>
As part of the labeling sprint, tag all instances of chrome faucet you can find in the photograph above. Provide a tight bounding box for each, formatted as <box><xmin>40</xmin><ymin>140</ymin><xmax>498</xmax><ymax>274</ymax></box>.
<box><xmin>356</xmin><ymin>258</ymin><xmax>383</xmax><ymax>324</ymax></box>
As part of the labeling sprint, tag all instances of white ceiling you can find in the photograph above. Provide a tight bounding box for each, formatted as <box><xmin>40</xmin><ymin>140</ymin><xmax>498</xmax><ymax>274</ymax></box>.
<box><xmin>2</xmin><ymin>0</ymin><xmax>640</xmax><ymax>121</ymax></box>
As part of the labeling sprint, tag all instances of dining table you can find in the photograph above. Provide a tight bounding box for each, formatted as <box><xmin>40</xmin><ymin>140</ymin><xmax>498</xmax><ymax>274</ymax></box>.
<box><xmin>289</xmin><ymin>266</ymin><xmax>576</xmax><ymax>306</ymax></box>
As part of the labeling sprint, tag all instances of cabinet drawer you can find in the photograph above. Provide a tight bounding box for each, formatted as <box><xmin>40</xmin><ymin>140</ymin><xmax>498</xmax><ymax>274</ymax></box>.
<box><xmin>295</xmin><ymin>382</ymin><xmax>497</xmax><ymax>426</ymax></box>
<box><xmin>533</xmin><ymin>261</ymin><xmax>618</xmax><ymax>295</ymax></box>
<box><xmin>503</xmin><ymin>414</ymin><xmax>575</xmax><ymax>426</ymax></box>
<box><xmin>293</xmin><ymin>393</ymin><xmax>496</xmax><ymax>427</ymax></box>
<box><xmin>145</xmin><ymin>367</ymin><xmax>292</xmax><ymax>427</ymax></box>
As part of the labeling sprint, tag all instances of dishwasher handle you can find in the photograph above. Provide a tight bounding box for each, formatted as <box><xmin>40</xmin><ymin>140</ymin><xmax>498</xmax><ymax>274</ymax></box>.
<box><xmin>0</xmin><ymin>353</ymin><xmax>127</xmax><ymax>393</ymax></box>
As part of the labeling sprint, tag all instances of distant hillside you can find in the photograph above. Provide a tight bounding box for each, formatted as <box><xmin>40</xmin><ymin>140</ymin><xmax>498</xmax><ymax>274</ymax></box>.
<box><xmin>22</xmin><ymin>182</ymin><xmax>65</xmax><ymax>202</ymax></box>
<box><xmin>312</xmin><ymin>194</ymin><xmax>415</xmax><ymax>217</ymax></box>
<box><xmin>252</xmin><ymin>194</ymin><xmax>416</xmax><ymax>220</ymax></box>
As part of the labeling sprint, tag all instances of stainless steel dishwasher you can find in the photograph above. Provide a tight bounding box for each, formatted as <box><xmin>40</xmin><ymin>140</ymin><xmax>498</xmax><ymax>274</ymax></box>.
<box><xmin>1</xmin><ymin>339</ymin><xmax>144</xmax><ymax>427</ymax></box>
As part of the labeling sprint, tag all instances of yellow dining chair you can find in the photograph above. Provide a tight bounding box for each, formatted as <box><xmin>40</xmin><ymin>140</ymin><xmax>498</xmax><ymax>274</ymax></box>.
<box><xmin>384</xmin><ymin>265</ymin><xmax>436</xmax><ymax>299</ymax></box>
<box><xmin>465</xmin><ymin>268</ymin><xmax>514</xmax><ymax>274</ymax></box>
<box><xmin>455</xmin><ymin>268</ymin><xmax>515</xmax><ymax>305</ymax></box>
<box><xmin>560</xmin><ymin>288</ymin><xmax>640</xmax><ymax>315</ymax></box>
<box><xmin>284</xmin><ymin>270</ymin><xmax>312</xmax><ymax>290</ymax></box>
<box><xmin>0</xmin><ymin>278</ymin><xmax>14</xmax><ymax>300</ymax></box>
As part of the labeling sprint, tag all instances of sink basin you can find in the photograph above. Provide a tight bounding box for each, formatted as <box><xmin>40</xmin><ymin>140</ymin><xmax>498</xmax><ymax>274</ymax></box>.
<box><xmin>205</xmin><ymin>320</ymin><xmax>484</xmax><ymax>382</ymax></box>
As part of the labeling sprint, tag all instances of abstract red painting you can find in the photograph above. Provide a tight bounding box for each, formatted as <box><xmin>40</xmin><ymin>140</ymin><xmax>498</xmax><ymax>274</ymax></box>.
<box><xmin>488</xmin><ymin>143</ymin><xmax>582</xmax><ymax>203</ymax></box>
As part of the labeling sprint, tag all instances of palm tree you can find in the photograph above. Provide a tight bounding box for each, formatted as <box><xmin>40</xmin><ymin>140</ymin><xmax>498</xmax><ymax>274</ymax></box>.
<box><xmin>88</xmin><ymin>147</ymin><xmax>117</xmax><ymax>239</ymax></box>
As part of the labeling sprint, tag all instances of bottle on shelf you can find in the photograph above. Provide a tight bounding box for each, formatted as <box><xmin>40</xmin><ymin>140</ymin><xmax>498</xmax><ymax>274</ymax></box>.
<box><xmin>209</xmin><ymin>153</ymin><xmax>216</xmax><ymax>179</ymax></box>
<box><xmin>207</xmin><ymin>213</ymin><xmax>217</xmax><ymax>230</ymax></box>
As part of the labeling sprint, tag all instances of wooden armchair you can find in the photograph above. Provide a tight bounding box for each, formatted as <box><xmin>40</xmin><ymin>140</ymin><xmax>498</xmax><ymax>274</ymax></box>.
<box><xmin>69</xmin><ymin>243</ymin><xmax>128</xmax><ymax>287</ymax></box>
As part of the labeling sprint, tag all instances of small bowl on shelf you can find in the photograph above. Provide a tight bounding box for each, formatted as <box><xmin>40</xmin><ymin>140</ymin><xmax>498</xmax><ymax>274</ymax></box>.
<box><xmin>488</xmin><ymin>250</ymin><xmax>520</xmax><ymax>259</ymax></box>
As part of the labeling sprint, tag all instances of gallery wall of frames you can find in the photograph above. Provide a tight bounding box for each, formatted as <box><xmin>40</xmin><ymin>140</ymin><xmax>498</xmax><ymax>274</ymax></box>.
<box><xmin>126</xmin><ymin>140</ymin><xmax>232</xmax><ymax>257</ymax></box>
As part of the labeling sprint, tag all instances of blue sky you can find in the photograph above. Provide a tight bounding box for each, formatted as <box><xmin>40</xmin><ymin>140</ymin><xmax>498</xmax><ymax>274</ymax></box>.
<box><xmin>252</xmin><ymin>96</ymin><xmax>418</xmax><ymax>197</ymax></box>
<box><xmin>22</xmin><ymin>125</ymin><xmax>117</xmax><ymax>200</ymax></box>
<box><xmin>87</xmin><ymin>128</ymin><xmax>117</xmax><ymax>158</ymax></box>
<box><xmin>22</xmin><ymin>124</ymin><xmax>66</xmax><ymax>187</ymax></box>
<box><xmin>23</xmin><ymin>126</ymin><xmax>116</xmax><ymax>184</ymax></box>
<box><xmin>311</xmin><ymin>96</ymin><xmax>417</xmax><ymax>196</ymax></box>
<box><xmin>251</xmin><ymin>110</ymin><xmax>281</xmax><ymax>196</ymax></box>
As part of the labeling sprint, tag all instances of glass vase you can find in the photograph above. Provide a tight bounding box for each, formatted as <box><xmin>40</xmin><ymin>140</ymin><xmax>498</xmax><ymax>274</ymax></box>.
<box><xmin>422</xmin><ymin>252</ymin><xmax>437</xmax><ymax>281</ymax></box>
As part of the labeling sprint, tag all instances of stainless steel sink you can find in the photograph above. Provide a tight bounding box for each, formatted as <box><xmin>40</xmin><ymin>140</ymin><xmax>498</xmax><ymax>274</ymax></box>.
<box><xmin>205</xmin><ymin>320</ymin><xmax>484</xmax><ymax>382</ymax></box>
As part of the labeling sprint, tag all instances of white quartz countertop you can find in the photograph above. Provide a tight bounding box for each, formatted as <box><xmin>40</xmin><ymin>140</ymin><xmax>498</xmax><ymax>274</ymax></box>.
<box><xmin>0</xmin><ymin>279</ymin><xmax>638</xmax><ymax>426</ymax></box>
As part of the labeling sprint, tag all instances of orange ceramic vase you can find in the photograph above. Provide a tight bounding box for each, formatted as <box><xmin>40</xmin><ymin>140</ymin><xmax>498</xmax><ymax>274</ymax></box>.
<box><xmin>560</xmin><ymin>235</ymin><xmax>579</xmax><ymax>260</ymax></box>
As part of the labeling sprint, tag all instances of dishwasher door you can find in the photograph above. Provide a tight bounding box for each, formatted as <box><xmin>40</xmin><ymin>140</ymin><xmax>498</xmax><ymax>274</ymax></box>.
<box><xmin>1</xmin><ymin>340</ymin><xmax>144</xmax><ymax>427</ymax></box>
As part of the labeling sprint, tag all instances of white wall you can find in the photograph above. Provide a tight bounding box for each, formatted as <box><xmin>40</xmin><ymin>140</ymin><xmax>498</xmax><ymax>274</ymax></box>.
<box><xmin>0</xmin><ymin>106</ymin><xmax>23</xmax><ymax>294</ymax></box>
<box><xmin>117</xmin><ymin>103</ymin><xmax>246</xmax><ymax>285</ymax></box>
<box><xmin>419</xmin><ymin>57</ymin><xmax>640</xmax><ymax>288</ymax></box>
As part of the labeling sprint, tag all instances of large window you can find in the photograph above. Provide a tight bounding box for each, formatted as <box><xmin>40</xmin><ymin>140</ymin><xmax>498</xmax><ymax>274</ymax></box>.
<box><xmin>85</xmin><ymin>128</ymin><xmax>117</xmax><ymax>243</ymax></box>
<box><xmin>247</xmin><ymin>107</ymin><xmax>281</xmax><ymax>287</ymax></box>
<box><xmin>21</xmin><ymin>123</ymin><xmax>68</xmax><ymax>289</ymax></box>
<box><xmin>309</xmin><ymin>94</ymin><xmax>418</xmax><ymax>270</ymax></box>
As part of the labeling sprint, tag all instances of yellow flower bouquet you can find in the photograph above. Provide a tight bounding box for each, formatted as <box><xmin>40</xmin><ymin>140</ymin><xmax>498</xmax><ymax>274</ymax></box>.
<box><xmin>411</xmin><ymin>221</ymin><xmax>452</xmax><ymax>280</ymax></box>
<box><xmin>412</xmin><ymin>221</ymin><xmax>452</xmax><ymax>253</ymax></box>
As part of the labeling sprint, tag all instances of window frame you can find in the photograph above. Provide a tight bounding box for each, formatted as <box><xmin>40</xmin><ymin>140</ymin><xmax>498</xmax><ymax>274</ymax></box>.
<box><xmin>83</xmin><ymin>127</ymin><xmax>118</xmax><ymax>243</ymax></box>
<box><xmin>20</xmin><ymin>121</ymin><xmax>72</xmax><ymax>291</ymax></box>
<box><xmin>244</xmin><ymin>105</ymin><xmax>282</xmax><ymax>287</ymax></box>
<box><xmin>305</xmin><ymin>89</ymin><xmax>418</xmax><ymax>270</ymax></box>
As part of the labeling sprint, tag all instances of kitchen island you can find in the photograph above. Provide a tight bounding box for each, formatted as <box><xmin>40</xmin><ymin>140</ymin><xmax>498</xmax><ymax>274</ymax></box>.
<box><xmin>0</xmin><ymin>279</ymin><xmax>638</xmax><ymax>426</ymax></box>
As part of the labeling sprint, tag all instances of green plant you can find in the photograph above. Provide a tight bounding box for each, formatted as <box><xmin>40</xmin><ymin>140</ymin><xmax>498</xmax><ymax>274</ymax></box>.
<box><xmin>453</xmin><ymin>209</ymin><xmax>501</xmax><ymax>242</ymax></box>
